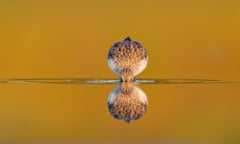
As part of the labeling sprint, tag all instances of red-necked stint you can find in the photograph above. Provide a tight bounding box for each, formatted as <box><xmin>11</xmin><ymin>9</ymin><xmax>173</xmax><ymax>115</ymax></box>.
<box><xmin>108</xmin><ymin>37</ymin><xmax>148</xmax><ymax>82</ymax></box>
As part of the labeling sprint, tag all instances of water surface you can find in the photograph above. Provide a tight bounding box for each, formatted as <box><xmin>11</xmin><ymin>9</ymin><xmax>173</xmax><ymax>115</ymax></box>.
<box><xmin>0</xmin><ymin>78</ymin><xmax>237</xmax><ymax>84</ymax></box>
<box><xmin>0</xmin><ymin>78</ymin><xmax>239</xmax><ymax>143</ymax></box>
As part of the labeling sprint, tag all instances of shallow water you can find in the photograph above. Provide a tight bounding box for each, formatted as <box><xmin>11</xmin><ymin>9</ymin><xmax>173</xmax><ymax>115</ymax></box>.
<box><xmin>0</xmin><ymin>78</ymin><xmax>240</xmax><ymax>143</ymax></box>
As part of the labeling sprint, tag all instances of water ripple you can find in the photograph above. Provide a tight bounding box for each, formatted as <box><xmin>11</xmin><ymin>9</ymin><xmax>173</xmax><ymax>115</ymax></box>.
<box><xmin>0</xmin><ymin>78</ymin><xmax>239</xmax><ymax>85</ymax></box>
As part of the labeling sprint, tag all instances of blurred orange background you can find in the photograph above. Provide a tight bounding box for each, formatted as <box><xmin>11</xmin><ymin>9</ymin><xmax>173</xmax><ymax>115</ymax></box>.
<box><xmin>0</xmin><ymin>0</ymin><xmax>239</xmax><ymax>79</ymax></box>
<box><xmin>0</xmin><ymin>0</ymin><xmax>240</xmax><ymax>143</ymax></box>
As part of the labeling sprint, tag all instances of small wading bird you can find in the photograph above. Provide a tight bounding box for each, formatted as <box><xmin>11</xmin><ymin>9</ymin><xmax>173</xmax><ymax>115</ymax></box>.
<box><xmin>107</xmin><ymin>37</ymin><xmax>148</xmax><ymax>82</ymax></box>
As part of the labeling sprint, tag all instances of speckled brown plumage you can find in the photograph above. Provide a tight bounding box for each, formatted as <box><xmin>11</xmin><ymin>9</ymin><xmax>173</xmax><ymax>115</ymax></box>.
<box><xmin>108</xmin><ymin>37</ymin><xmax>148</xmax><ymax>82</ymax></box>
<box><xmin>107</xmin><ymin>82</ymin><xmax>148</xmax><ymax>123</ymax></box>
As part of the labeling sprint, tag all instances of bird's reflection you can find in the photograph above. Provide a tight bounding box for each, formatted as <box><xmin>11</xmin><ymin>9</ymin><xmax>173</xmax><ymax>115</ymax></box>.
<box><xmin>107</xmin><ymin>82</ymin><xmax>148</xmax><ymax>123</ymax></box>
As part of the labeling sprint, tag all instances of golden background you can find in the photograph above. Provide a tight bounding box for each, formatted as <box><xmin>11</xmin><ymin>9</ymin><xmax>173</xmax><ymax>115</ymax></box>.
<box><xmin>0</xmin><ymin>0</ymin><xmax>240</xmax><ymax>143</ymax></box>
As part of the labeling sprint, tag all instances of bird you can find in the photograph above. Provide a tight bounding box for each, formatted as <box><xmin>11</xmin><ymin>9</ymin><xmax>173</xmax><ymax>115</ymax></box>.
<box><xmin>107</xmin><ymin>82</ymin><xmax>148</xmax><ymax>123</ymax></box>
<box><xmin>107</xmin><ymin>37</ymin><xmax>148</xmax><ymax>82</ymax></box>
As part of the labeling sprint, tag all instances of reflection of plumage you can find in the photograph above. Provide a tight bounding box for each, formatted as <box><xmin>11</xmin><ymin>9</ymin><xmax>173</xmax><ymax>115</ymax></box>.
<box><xmin>107</xmin><ymin>37</ymin><xmax>148</xmax><ymax>82</ymax></box>
<box><xmin>107</xmin><ymin>82</ymin><xmax>148</xmax><ymax>123</ymax></box>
